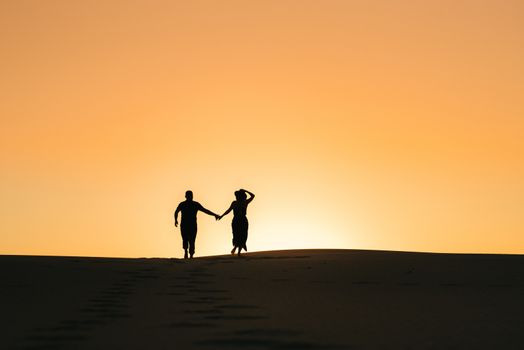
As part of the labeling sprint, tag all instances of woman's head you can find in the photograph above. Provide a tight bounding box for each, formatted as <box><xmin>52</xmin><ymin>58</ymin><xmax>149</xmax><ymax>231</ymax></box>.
<box><xmin>235</xmin><ymin>190</ymin><xmax>247</xmax><ymax>201</ymax></box>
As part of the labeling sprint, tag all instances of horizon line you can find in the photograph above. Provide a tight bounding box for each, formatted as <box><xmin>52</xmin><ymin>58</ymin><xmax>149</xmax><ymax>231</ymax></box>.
<box><xmin>1</xmin><ymin>248</ymin><xmax>523</xmax><ymax>260</ymax></box>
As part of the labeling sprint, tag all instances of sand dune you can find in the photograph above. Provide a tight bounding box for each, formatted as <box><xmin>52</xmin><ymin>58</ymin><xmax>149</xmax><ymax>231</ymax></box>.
<box><xmin>2</xmin><ymin>249</ymin><xmax>524</xmax><ymax>349</ymax></box>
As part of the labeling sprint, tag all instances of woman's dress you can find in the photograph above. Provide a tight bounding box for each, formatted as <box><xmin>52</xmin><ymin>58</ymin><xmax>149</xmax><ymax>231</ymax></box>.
<box><xmin>232</xmin><ymin>201</ymin><xmax>248</xmax><ymax>249</ymax></box>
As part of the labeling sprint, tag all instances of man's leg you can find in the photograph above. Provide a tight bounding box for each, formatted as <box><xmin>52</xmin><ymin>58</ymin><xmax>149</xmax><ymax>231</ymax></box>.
<box><xmin>188</xmin><ymin>229</ymin><xmax>197</xmax><ymax>258</ymax></box>
<box><xmin>181</xmin><ymin>229</ymin><xmax>189</xmax><ymax>259</ymax></box>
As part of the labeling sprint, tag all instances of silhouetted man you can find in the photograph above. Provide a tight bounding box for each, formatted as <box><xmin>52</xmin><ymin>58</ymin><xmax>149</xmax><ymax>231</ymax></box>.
<box><xmin>174</xmin><ymin>190</ymin><xmax>219</xmax><ymax>259</ymax></box>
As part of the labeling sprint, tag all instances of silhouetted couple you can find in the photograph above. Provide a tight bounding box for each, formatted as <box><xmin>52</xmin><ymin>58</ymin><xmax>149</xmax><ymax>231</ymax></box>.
<box><xmin>174</xmin><ymin>189</ymin><xmax>255</xmax><ymax>259</ymax></box>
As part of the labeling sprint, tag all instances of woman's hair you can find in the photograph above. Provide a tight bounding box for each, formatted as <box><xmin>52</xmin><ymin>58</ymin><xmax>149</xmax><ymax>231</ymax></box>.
<box><xmin>235</xmin><ymin>190</ymin><xmax>247</xmax><ymax>201</ymax></box>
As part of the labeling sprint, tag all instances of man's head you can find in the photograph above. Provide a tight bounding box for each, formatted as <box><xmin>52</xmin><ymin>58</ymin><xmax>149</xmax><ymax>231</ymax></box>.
<box><xmin>185</xmin><ymin>190</ymin><xmax>193</xmax><ymax>201</ymax></box>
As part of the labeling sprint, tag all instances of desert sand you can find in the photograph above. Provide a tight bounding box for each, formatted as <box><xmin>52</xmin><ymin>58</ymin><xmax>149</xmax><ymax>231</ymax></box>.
<box><xmin>2</xmin><ymin>249</ymin><xmax>524</xmax><ymax>349</ymax></box>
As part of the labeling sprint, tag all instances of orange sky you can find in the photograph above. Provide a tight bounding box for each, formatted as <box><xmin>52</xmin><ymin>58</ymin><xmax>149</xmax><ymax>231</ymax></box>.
<box><xmin>1</xmin><ymin>0</ymin><xmax>523</xmax><ymax>258</ymax></box>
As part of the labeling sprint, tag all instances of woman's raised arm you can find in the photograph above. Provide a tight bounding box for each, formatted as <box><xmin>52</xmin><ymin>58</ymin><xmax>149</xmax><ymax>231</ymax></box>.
<box><xmin>242</xmin><ymin>189</ymin><xmax>255</xmax><ymax>204</ymax></box>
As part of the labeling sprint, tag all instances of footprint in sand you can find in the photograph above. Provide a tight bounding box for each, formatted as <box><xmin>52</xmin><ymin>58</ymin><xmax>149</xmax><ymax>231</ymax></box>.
<box><xmin>398</xmin><ymin>282</ymin><xmax>420</xmax><ymax>287</ymax></box>
<box><xmin>183</xmin><ymin>309</ymin><xmax>224</xmax><ymax>315</ymax></box>
<box><xmin>217</xmin><ymin>303</ymin><xmax>260</xmax><ymax>310</ymax></box>
<box><xmin>197</xmin><ymin>331</ymin><xmax>344</xmax><ymax>350</ymax></box>
<box><xmin>271</xmin><ymin>278</ymin><xmax>294</xmax><ymax>282</ymax></box>
<box><xmin>166</xmin><ymin>321</ymin><xmax>217</xmax><ymax>329</ymax></box>
<box><xmin>204</xmin><ymin>314</ymin><xmax>267</xmax><ymax>321</ymax></box>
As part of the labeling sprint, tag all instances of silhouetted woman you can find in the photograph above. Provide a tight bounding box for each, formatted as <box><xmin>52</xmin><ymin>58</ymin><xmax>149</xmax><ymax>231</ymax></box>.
<box><xmin>219</xmin><ymin>189</ymin><xmax>255</xmax><ymax>256</ymax></box>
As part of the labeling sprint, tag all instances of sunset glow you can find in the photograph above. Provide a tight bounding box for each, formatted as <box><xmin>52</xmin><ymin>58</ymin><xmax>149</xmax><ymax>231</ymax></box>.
<box><xmin>1</xmin><ymin>1</ymin><xmax>523</xmax><ymax>258</ymax></box>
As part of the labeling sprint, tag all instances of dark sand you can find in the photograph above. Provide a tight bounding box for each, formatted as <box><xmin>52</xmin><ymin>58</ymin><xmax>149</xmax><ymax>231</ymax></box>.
<box><xmin>2</xmin><ymin>249</ymin><xmax>524</xmax><ymax>349</ymax></box>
